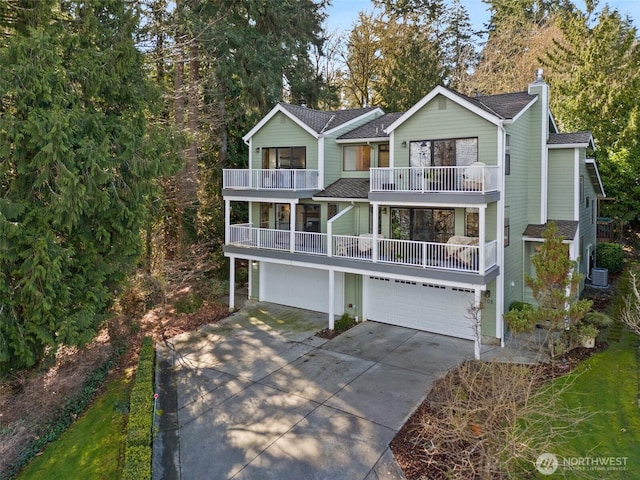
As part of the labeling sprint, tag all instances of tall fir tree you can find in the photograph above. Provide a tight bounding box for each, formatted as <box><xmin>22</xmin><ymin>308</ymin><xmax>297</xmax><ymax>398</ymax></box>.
<box><xmin>0</xmin><ymin>0</ymin><xmax>179</xmax><ymax>370</ymax></box>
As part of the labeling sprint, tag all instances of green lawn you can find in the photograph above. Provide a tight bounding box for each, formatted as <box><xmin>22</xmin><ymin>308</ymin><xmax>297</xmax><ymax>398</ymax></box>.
<box><xmin>539</xmin><ymin>328</ymin><xmax>640</xmax><ymax>478</ymax></box>
<box><xmin>17</xmin><ymin>376</ymin><xmax>130</xmax><ymax>480</ymax></box>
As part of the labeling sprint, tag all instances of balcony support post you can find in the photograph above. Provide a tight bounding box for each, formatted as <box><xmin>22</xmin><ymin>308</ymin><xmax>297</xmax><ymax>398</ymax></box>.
<box><xmin>372</xmin><ymin>204</ymin><xmax>379</xmax><ymax>263</ymax></box>
<box><xmin>479</xmin><ymin>205</ymin><xmax>486</xmax><ymax>273</ymax></box>
<box><xmin>328</xmin><ymin>269</ymin><xmax>335</xmax><ymax>330</ymax></box>
<box><xmin>228</xmin><ymin>255</ymin><xmax>236</xmax><ymax>312</ymax></box>
<box><xmin>225</xmin><ymin>199</ymin><xmax>231</xmax><ymax>245</ymax></box>
<box><xmin>289</xmin><ymin>200</ymin><xmax>296</xmax><ymax>252</ymax></box>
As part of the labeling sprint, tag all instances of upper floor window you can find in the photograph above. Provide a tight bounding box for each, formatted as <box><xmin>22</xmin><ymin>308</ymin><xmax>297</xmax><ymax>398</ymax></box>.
<box><xmin>409</xmin><ymin>137</ymin><xmax>477</xmax><ymax>167</ymax></box>
<box><xmin>378</xmin><ymin>144</ymin><xmax>390</xmax><ymax>168</ymax></box>
<box><xmin>343</xmin><ymin>145</ymin><xmax>371</xmax><ymax>171</ymax></box>
<box><xmin>262</xmin><ymin>146</ymin><xmax>306</xmax><ymax>169</ymax></box>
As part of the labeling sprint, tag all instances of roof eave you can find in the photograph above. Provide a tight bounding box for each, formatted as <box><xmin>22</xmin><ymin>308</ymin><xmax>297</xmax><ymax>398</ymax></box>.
<box><xmin>322</xmin><ymin>107</ymin><xmax>385</xmax><ymax>136</ymax></box>
<box><xmin>336</xmin><ymin>137</ymin><xmax>388</xmax><ymax>144</ymax></box>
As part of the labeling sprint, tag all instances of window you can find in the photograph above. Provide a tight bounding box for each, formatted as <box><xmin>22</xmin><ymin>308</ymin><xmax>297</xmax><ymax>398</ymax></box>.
<box><xmin>297</xmin><ymin>204</ymin><xmax>320</xmax><ymax>232</ymax></box>
<box><xmin>505</xmin><ymin>134</ymin><xmax>511</xmax><ymax>175</ymax></box>
<box><xmin>465</xmin><ymin>208</ymin><xmax>479</xmax><ymax>237</ymax></box>
<box><xmin>504</xmin><ymin>207</ymin><xmax>510</xmax><ymax>247</ymax></box>
<box><xmin>260</xmin><ymin>204</ymin><xmax>270</xmax><ymax>228</ymax></box>
<box><xmin>391</xmin><ymin>208</ymin><xmax>454</xmax><ymax>243</ymax></box>
<box><xmin>409</xmin><ymin>138</ymin><xmax>477</xmax><ymax>167</ymax></box>
<box><xmin>328</xmin><ymin>203</ymin><xmax>339</xmax><ymax>219</ymax></box>
<box><xmin>343</xmin><ymin>145</ymin><xmax>371</xmax><ymax>171</ymax></box>
<box><xmin>378</xmin><ymin>144</ymin><xmax>389</xmax><ymax>168</ymax></box>
<box><xmin>262</xmin><ymin>147</ymin><xmax>306</xmax><ymax>169</ymax></box>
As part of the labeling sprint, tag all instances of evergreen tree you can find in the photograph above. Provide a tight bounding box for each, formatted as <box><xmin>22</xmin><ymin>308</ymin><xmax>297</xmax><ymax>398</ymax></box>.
<box><xmin>0</xmin><ymin>0</ymin><xmax>179</xmax><ymax>370</ymax></box>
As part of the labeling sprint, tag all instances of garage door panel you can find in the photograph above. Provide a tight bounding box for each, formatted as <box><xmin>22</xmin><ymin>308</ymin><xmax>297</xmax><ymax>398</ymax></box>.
<box><xmin>261</xmin><ymin>263</ymin><xmax>344</xmax><ymax>314</ymax></box>
<box><xmin>366</xmin><ymin>277</ymin><xmax>474</xmax><ymax>340</ymax></box>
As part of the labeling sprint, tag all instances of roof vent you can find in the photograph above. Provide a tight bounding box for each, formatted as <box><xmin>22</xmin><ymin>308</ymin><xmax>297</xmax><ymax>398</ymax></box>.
<box><xmin>535</xmin><ymin>68</ymin><xmax>544</xmax><ymax>82</ymax></box>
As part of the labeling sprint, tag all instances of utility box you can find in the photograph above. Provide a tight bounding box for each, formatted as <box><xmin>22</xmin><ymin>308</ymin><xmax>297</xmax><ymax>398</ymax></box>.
<box><xmin>592</xmin><ymin>267</ymin><xmax>609</xmax><ymax>287</ymax></box>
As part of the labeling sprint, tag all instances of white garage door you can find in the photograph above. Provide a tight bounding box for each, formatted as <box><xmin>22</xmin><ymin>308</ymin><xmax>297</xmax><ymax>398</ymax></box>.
<box><xmin>261</xmin><ymin>263</ymin><xmax>344</xmax><ymax>314</ymax></box>
<box><xmin>365</xmin><ymin>276</ymin><xmax>475</xmax><ymax>339</ymax></box>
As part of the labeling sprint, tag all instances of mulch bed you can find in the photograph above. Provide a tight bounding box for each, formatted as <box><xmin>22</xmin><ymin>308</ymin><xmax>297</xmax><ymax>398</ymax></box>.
<box><xmin>390</xmin><ymin>341</ymin><xmax>609</xmax><ymax>480</ymax></box>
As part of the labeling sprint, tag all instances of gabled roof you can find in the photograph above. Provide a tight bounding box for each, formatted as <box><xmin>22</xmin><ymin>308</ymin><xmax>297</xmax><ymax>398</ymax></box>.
<box><xmin>313</xmin><ymin>178</ymin><xmax>370</xmax><ymax>200</ymax></box>
<box><xmin>242</xmin><ymin>103</ymin><xmax>382</xmax><ymax>142</ymax></box>
<box><xmin>385</xmin><ymin>86</ymin><xmax>538</xmax><ymax>133</ymax></box>
<box><xmin>523</xmin><ymin>220</ymin><xmax>579</xmax><ymax>241</ymax></box>
<box><xmin>548</xmin><ymin>131</ymin><xmax>595</xmax><ymax>149</ymax></box>
<box><xmin>337</xmin><ymin>112</ymin><xmax>404</xmax><ymax>142</ymax></box>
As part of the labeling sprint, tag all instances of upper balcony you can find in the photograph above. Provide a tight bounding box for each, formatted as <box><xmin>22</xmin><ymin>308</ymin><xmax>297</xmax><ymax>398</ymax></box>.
<box><xmin>370</xmin><ymin>165</ymin><xmax>499</xmax><ymax>194</ymax></box>
<box><xmin>223</xmin><ymin>169</ymin><xmax>321</xmax><ymax>192</ymax></box>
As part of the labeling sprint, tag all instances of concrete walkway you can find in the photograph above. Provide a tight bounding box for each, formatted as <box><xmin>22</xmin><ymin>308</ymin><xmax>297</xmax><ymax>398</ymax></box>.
<box><xmin>152</xmin><ymin>301</ymin><xmax>478</xmax><ymax>480</ymax></box>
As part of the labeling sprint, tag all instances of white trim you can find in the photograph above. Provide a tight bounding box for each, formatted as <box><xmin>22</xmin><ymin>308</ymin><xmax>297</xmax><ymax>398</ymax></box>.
<box><xmin>318</xmin><ymin>137</ymin><xmax>325</xmax><ymax>189</ymax></box>
<box><xmin>496</xmin><ymin>123</ymin><xmax>506</xmax><ymax>346</ymax></box>
<box><xmin>548</xmin><ymin>142</ymin><xmax>591</xmax><ymax>149</ymax></box>
<box><xmin>585</xmin><ymin>158</ymin><xmax>606</xmax><ymax>197</ymax></box>
<box><xmin>509</xmin><ymin>97</ymin><xmax>538</xmax><ymax>123</ymax></box>
<box><xmin>243</xmin><ymin>104</ymin><xmax>319</xmax><ymax>141</ymax></box>
<box><xmin>335</xmin><ymin>137</ymin><xmax>388</xmax><ymax>144</ymax></box>
<box><xmin>322</xmin><ymin>108</ymin><xmax>384</xmax><ymax>136</ymax></box>
<box><xmin>384</xmin><ymin>86</ymin><xmax>502</xmax><ymax>133</ymax></box>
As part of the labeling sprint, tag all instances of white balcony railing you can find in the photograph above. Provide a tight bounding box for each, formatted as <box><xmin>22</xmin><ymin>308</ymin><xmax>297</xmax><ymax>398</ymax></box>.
<box><xmin>228</xmin><ymin>224</ymin><xmax>498</xmax><ymax>274</ymax></box>
<box><xmin>370</xmin><ymin>165</ymin><xmax>499</xmax><ymax>193</ymax></box>
<box><xmin>223</xmin><ymin>169</ymin><xmax>320</xmax><ymax>191</ymax></box>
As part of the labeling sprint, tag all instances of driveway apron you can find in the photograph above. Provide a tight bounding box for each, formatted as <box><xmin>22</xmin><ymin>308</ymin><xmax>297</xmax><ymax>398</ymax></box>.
<box><xmin>152</xmin><ymin>301</ymin><xmax>474</xmax><ymax>480</ymax></box>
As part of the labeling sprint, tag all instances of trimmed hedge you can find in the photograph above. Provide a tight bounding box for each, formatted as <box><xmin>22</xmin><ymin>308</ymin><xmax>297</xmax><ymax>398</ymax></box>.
<box><xmin>596</xmin><ymin>242</ymin><xmax>624</xmax><ymax>274</ymax></box>
<box><xmin>122</xmin><ymin>336</ymin><xmax>155</xmax><ymax>480</ymax></box>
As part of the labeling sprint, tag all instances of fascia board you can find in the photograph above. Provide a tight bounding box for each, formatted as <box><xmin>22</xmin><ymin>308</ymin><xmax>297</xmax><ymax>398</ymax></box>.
<box><xmin>242</xmin><ymin>104</ymin><xmax>319</xmax><ymax>142</ymax></box>
<box><xmin>335</xmin><ymin>137</ymin><xmax>388</xmax><ymax>144</ymax></box>
<box><xmin>322</xmin><ymin>108</ymin><xmax>385</xmax><ymax>136</ymax></box>
<box><xmin>586</xmin><ymin>158</ymin><xmax>606</xmax><ymax>197</ymax></box>
<box><xmin>510</xmin><ymin>97</ymin><xmax>539</xmax><ymax>123</ymax></box>
<box><xmin>384</xmin><ymin>86</ymin><xmax>501</xmax><ymax>133</ymax></box>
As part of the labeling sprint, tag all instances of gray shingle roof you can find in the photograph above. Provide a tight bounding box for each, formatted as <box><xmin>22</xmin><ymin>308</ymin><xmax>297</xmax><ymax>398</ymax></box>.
<box><xmin>337</xmin><ymin>112</ymin><xmax>404</xmax><ymax>140</ymax></box>
<box><xmin>279</xmin><ymin>103</ymin><xmax>379</xmax><ymax>134</ymax></box>
<box><xmin>548</xmin><ymin>131</ymin><xmax>593</xmax><ymax>145</ymax></box>
<box><xmin>314</xmin><ymin>178</ymin><xmax>370</xmax><ymax>199</ymax></box>
<box><xmin>523</xmin><ymin>220</ymin><xmax>579</xmax><ymax>240</ymax></box>
<box><xmin>464</xmin><ymin>91</ymin><xmax>538</xmax><ymax>119</ymax></box>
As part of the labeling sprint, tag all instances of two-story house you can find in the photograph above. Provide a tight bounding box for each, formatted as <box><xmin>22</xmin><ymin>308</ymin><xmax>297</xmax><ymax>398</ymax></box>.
<box><xmin>222</xmin><ymin>70</ymin><xmax>605</xmax><ymax>345</ymax></box>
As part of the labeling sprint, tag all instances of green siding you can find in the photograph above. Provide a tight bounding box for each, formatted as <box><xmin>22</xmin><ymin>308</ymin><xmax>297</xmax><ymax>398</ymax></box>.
<box><xmin>344</xmin><ymin>273</ymin><xmax>362</xmax><ymax>319</ymax></box>
<box><xmin>251</xmin><ymin>112</ymin><xmax>318</xmax><ymax>169</ymax></box>
<box><xmin>482</xmin><ymin>278</ymin><xmax>497</xmax><ymax>338</ymax></box>
<box><xmin>391</xmin><ymin>95</ymin><xmax>498</xmax><ymax>167</ymax></box>
<box><xmin>547</xmin><ymin>149</ymin><xmax>575</xmax><ymax>220</ymax></box>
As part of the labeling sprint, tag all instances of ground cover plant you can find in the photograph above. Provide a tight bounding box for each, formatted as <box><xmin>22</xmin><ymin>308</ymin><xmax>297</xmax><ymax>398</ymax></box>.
<box><xmin>15</xmin><ymin>377</ymin><xmax>130</xmax><ymax>480</ymax></box>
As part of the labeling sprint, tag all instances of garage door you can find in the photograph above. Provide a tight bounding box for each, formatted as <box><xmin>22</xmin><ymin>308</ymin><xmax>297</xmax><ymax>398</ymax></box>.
<box><xmin>261</xmin><ymin>263</ymin><xmax>344</xmax><ymax>314</ymax></box>
<box><xmin>365</xmin><ymin>276</ymin><xmax>474</xmax><ymax>339</ymax></box>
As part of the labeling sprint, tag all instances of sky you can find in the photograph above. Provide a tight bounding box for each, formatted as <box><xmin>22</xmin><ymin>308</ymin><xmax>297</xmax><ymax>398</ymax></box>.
<box><xmin>324</xmin><ymin>0</ymin><xmax>640</xmax><ymax>36</ymax></box>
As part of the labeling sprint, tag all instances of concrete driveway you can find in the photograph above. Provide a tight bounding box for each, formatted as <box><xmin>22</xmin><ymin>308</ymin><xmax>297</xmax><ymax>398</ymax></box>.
<box><xmin>152</xmin><ymin>301</ymin><xmax>475</xmax><ymax>480</ymax></box>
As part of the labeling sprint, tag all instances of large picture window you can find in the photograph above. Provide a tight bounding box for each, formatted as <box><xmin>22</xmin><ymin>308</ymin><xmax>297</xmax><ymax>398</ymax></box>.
<box><xmin>391</xmin><ymin>208</ymin><xmax>454</xmax><ymax>243</ymax></box>
<box><xmin>409</xmin><ymin>137</ymin><xmax>477</xmax><ymax>167</ymax></box>
<box><xmin>262</xmin><ymin>147</ymin><xmax>306</xmax><ymax>169</ymax></box>
<box><xmin>343</xmin><ymin>145</ymin><xmax>371</xmax><ymax>171</ymax></box>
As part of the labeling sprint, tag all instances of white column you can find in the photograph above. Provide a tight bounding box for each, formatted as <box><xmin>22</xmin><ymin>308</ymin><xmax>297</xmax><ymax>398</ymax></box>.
<box><xmin>479</xmin><ymin>205</ymin><xmax>486</xmax><ymax>272</ymax></box>
<box><xmin>372</xmin><ymin>204</ymin><xmax>379</xmax><ymax>262</ymax></box>
<box><xmin>289</xmin><ymin>201</ymin><xmax>296</xmax><ymax>252</ymax></box>
<box><xmin>224</xmin><ymin>199</ymin><xmax>231</xmax><ymax>244</ymax></box>
<box><xmin>328</xmin><ymin>269</ymin><xmax>335</xmax><ymax>330</ymax></box>
<box><xmin>229</xmin><ymin>256</ymin><xmax>235</xmax><ymax>311</ymax></box>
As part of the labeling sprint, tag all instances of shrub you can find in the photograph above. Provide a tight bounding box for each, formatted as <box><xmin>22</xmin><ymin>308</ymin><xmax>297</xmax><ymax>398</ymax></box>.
<box><xmin>596</xmin><ymin>242</ymin><xmax>624</xmax><ymax>274</ymax></box>
<box><xmin>508</xmin><ymin>301</ymin><xmax>533</xmax><ymax>312</ymax></box>
<box><xmin>174</xmin><ymin>293</ymin><xmax>203</xmax><ymax>314</ymax></box>
<box><xmin>584</xmin><ymin>311</ymin><xmax>613</xmax><ymax>328</ymax></box>
<box><xmin>122</xmin><ymin>336</ymin><xmax>155</xmax><ymax>480</ymax></box>
<box><xmin>334</xmin><ymin>313</ymin><xmax>357</xmax><ymax>334</ymax></box>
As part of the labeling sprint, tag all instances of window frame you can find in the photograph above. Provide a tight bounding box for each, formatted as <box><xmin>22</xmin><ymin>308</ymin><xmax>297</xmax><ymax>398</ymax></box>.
<box><xmin>409</xmin><ymin>137</ymin><xmax>478</xmax><ymax>167</ymax></box>
<box><xmin>261</xmin><ymin>146</ymin><xmax>306</xmax><ymax>169</ymax></box>
<box><xmin>343</xmin><ymin>145</ymin><xmax>371</xmax><ymax>171</ymax></box>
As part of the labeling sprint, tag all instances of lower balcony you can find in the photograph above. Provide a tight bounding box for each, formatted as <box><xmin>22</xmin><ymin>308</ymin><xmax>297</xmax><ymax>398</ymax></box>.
<box><xmin>227</xmin><ymin>224</ymin><xmax>498</xmax><ymax>275</ymax></box>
